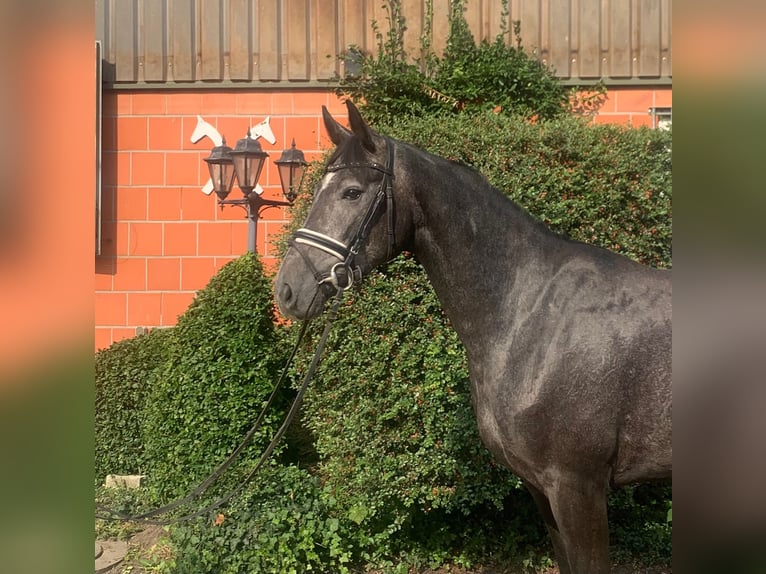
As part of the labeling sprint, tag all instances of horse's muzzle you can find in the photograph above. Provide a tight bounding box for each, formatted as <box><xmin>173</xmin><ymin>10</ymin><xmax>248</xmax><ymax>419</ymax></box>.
<box><xmin>274</xmin><ymin>260</ymin><xmax>332</xmax><ymax>321</ymax></box>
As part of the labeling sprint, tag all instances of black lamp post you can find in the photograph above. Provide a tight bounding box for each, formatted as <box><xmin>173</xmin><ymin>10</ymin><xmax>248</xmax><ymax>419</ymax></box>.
<box><xmin>274</xmin><ymin>138</ymin><xmax>308</xmax><ymax>202</ymax></box>
<box><xmin>204</xmin><ymin>132</ymin><xmax>307</xmax><ymax>254</ymax></box>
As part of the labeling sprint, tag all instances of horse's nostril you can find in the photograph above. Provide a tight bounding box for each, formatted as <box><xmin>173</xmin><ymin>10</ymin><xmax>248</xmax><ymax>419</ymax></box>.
<box><xmin>279</xmin><ymin>283</ymin><xmax>293</xmax><ymax>303</ymax></box>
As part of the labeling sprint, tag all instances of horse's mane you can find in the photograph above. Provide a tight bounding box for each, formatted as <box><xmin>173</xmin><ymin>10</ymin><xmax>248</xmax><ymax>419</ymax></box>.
<box><xmin>403</xmin><ymin>140</ymin><xmax>577</xmax><ymax>245</ymax></box>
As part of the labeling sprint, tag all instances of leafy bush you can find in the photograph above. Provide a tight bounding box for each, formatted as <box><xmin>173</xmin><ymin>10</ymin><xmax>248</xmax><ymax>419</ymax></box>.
<box><xmin>338</xmin><ymin>0</ymin><xmax>570</xmax><ymax>124</ymax></box>
<box><xmin>169</xmin><ymin>463</ymin><xmax>548</xmax><ymax>574</ymax></box>
<box><xmin>160</xmin><ymin>112</ymin><xmax>671</xmax><ymax>571</ymax></box>
<box><xmin>609</xmin><ymin>483</ymin><xmax>673</xmax><ymax>563</ymax></box>
<box><xmin>95</xmin><ymin>484</ymin><xmax>163</xmax><ymax>540</ymax></box>
<box><xmin>141</xmin><ymin>254</ymin><xmax>291</xmax><ymax>502</ymax></box>
<box><xmin>170</xmin><ymin>464</ymin><xmax>354</xmax><ymax>574</ymax></box>
<box><xmin>95</xmin><ymin>326</ymin><xmax>174</xmax><ymax>482</ymax></box>
<box><xmin>435</xmin><ymin>14</ymin><xmax>568</xmax><ymax>118</ymax></box>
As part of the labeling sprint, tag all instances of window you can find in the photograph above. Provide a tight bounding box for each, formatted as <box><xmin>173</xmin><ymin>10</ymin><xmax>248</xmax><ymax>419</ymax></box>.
<box><xmin>649</xmin><ymin>107</ymin><xmax>672</xmax><ymax>130</ymax></box>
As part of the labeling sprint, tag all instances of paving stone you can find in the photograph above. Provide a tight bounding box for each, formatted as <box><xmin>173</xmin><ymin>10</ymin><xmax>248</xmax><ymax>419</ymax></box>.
<box><xmin>104</xmin><ymin>474</ymin><xmax>145</xmax><ymax>488</ymax></box>
<box><xmin>94</xmin><ymin>539</ymin><xmax>128</xmax><ymax>573</ymax></box>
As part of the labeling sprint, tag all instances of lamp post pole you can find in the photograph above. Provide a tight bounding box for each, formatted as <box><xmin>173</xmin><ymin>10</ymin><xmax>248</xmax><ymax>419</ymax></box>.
<box><xmin>217</xmin><ymin>192</ymin><xmax>293</xmax><ymax>253</ymax></box>
<box><xmin>204</xmin><ymin>133</ymin><xmax>307</xmax><ymax>254</ymax></box>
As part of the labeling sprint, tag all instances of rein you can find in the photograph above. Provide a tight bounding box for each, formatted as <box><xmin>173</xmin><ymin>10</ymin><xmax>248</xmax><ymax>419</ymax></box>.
<box><xmin>96</xmin><ymin>139</ymin><xmax>395</xmax><ymax>526</ymax></box>
<box><xmin>291</xmin><ymin>138</ymin><xmax>395</xmax><ymax>291</ymax></box>
<box><xmin>96</xmin><ymin>290</ymin><xmax>344</xmax><ymax>525</ymax></box>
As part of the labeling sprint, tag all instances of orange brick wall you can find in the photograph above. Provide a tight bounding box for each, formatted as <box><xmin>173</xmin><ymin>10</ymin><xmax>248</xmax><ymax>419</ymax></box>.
<box><xmin>591</xmin><ymin>86</ymin><xmax>672</xmax><ymax>126</ymax></box>
<box><xmin>95</xmin><ymin>89</ymin><xmax>348</xmax><ymax>350</ymax></box>
<box><xmin>95</xmin><ymin>86</ymin><xmax>670</xmax><ymax>351</ymax></box>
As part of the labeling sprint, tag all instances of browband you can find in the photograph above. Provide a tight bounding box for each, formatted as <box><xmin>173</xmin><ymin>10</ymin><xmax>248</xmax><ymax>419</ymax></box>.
<box><xmin>325</xmin><ymin>161</ymin><xmax>393</xmax><ymax>176</ymax></box>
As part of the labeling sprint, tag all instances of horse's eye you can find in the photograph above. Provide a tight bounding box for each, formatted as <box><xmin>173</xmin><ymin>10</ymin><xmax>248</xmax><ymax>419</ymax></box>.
<box><xmin>342</xmin><ymin>188</ymin><xmax>363</xmax><ymax>200</ymax></box>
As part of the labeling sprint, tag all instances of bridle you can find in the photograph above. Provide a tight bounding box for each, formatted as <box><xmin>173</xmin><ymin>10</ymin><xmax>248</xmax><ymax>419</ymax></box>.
<box><xmin>290</xmin><ymin>137</ymin><xmax>395</xmax><ymax>292</ymax></box>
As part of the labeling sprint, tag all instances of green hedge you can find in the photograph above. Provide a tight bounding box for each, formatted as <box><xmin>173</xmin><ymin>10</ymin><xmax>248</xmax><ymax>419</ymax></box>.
<box><xmin>380</xmin><ymin>111</ymin><xmax>672</xmax><ymax>268</ymax></box>
<box><xmin>95</xmin><ymin>326</ymin><xmax>174</xmax><ymax>482</ymax></box>
<box><xmin>140</xmin><ymin>254</ymin><xmax>291</xmax><ymax>502</ymax></box>
<box><xmin>293</xmin><ymin>256</ymin><xmax>554</xmax><ymax>569</ymax></box>
<box><xmin>95</xmin><ymin>253</ymin><xmax>291</xmax><ymax>503</ymax></box>
<box><xmin>170</xmin><ymin>464</ymin><xmax>354</xmax><ymax>574</ymax></box>
<box><xmin>95</xmin><ymin>112</ymin><xmax>671</xmax><ymax>570</ymax></box>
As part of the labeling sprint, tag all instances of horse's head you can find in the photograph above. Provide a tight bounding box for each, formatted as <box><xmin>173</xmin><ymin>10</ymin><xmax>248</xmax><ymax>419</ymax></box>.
<box><xmin>275</xmin><ymin>100</ymin><xmax>407</xmax><ymax>321</ymax></box>
<box><xmin>251</xmin><ymin>116</ymin><xmax>276</xmax><ymax>145</ymax></box>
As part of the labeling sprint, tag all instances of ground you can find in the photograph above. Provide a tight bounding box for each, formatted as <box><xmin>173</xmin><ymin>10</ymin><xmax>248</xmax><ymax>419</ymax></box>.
<box><xmin>97</xmin><ymin>525</ymin><xmax>172</xmax><ymax>574</ymax></box>
<box><xmin>98</xmin><ymin>525</ymin><xmax>671</xmax><ymax>574</ymax></box>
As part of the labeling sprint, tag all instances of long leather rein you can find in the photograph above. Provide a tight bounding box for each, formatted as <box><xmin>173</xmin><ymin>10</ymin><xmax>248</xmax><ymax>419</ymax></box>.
<box><xmin>96</xmin><ymin>139</ymin><xmax>396</xmax><ymax>525</ymax></box>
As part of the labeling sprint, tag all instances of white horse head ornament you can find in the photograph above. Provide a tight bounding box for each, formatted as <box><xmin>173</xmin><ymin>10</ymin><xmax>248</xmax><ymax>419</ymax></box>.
<box><xmin>191</xmin><ymin>115</ymin><xmax>276</xmax><ymax>195</ymax></box>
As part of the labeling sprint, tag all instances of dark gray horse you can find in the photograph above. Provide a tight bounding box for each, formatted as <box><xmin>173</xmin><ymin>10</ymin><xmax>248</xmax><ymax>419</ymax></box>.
<box><xmin>274</xmin><ymin>100</ymin><xmax>672</xmax><ymax>574</ymax></box>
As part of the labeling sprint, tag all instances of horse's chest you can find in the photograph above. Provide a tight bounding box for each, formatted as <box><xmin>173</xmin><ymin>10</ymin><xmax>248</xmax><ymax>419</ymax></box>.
<box><xmin>467</xmin><ymin>344</ymin><xmax>590</xmax><ymax>480</ymax></box>
<box><xmin>469</xmin><ymin>372</ymin><xmax>543</xmax><ymax>475</ymax></box>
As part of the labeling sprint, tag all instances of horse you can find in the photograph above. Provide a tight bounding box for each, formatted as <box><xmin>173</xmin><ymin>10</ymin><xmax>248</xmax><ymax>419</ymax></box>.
<box><xmin>274</xmin><ymin>100</ymin><xmax>672</xmax><ymax>574</ymax></box>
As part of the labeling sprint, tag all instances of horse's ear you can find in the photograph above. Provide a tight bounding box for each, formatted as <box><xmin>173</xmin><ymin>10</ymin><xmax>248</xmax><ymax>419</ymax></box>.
<box><xmin>346</xmin><ymin>100</ymin><xmax>376</xmax><ymax>152</ymax></box>
<box><xmin>322</xmin><ymin>105</ymin><xmax>352</xmax><ymax>146</ymax></box>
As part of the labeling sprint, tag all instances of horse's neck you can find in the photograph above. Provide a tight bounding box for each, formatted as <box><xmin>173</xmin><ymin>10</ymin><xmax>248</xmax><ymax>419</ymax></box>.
<box><xmin>406</xmin><ymin>152</ymin><xmax>554</xmax><ymax>354</ymax></box>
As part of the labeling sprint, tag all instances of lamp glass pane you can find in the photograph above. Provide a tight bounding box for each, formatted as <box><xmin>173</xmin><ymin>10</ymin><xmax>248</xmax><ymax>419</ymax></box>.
<box><xmin>277</xmin><ymin>164</ymin><xmax>292</xmax><ymax>196</ymax></box>
<box><xmin>293</xmin><ymin>164</ymin><xmax>306</xmax><ymax>188</ymax></box>
<box><xmin>232</xmin><ymin>155</ymin><xmax>247</xmax><ymax>189</ymax></box>
<box><xmin>208</xmin><ymin>162</ymin><xmax>235</xmax><ymax>196</ymax></box>
<box><xmin>232</xmin><ymin>155</ymin><xmax>266</xmax><ymax>191</ymax></box>
<box><xmin>277</xmin><ymin>163</ymin><xmax>305</xmax><ymax>197</ymax></box>
<box><xmin>245</xmin><ymin>157</ymin><xmax>265</xmax><ymax>189</ymax></box>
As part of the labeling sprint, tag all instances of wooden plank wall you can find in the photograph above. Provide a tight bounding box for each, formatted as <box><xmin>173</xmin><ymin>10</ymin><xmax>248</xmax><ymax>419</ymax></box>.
<box><xmin>95</xmin><ymin>0</ymin><xmax>671</xmax><ymax>85</ymax></box>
